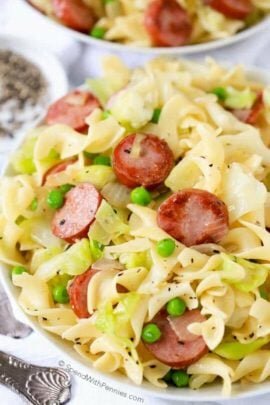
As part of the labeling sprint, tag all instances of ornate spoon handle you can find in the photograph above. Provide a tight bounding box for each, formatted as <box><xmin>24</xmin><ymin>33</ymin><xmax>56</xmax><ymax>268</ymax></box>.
<box><xmin>0</xmin><ymin>351</ymin><xmax>72</xmax><ymax>404</ymax></box>
<box><xmin>0</xmin><ymin>282</ymin><xmax>32</xmax><ymax>338</ymax></box>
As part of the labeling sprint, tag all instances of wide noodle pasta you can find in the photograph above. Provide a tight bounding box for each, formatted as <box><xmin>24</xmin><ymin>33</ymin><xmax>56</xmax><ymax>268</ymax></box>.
<box><xmin>28</xmin><ymin>0</ymin><xmax>270</xmax><ymax>48</ymax></box>
<box><xmin>2</xmin><ymin>56</ymin><xmax>270</xmax><ymax>395</ymax></box>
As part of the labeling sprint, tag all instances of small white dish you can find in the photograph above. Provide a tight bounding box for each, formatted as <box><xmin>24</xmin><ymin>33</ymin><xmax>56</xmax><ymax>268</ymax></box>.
<box><xmin>1</xmin><ymin>62</ymin><xmax>270</xmax><ymax>402</ymax></box>
<box><xmin>0</xmin><ymin>34</ymin><xmax>68</xmax><ymax>153</ymax></box>
<box><xmin>19</xmin><ymin>0</ymin><xmax>270</xmax><ymax>56</ymax></box>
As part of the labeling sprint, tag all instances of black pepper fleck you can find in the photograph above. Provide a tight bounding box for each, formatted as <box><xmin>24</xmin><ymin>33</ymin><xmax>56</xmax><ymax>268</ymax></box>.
<box><xmin>0</xmin><ymin>50</ymin><xmax>47</xmax><ymax>138</ymax></box>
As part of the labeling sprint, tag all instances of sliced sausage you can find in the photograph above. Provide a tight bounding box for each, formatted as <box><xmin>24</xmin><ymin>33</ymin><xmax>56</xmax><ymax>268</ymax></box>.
<box><xmin>205</xmin><ymin>0</ymin><xmax>253</xmax><ymax>20</ymax></box>
<box><xmin>112</xmin><ymin>133</ymin><xmax>174</xmax><ymax>189</ymax></box>
<box><xmin>45</xmin><ymin>90</ymin><xmax>100</xmax><ymax>132</ymax></box>
<box><xmin>42</xmin><ymin>158</ymin><xmax>77</xmax><ymax>185</ymax></box>
<box><xmin>68</xmin><ymin>268</ymin><xmax>98</xmax><ymax>318</ymax></box>
<box><xmin>144</xmin><ymin>309</ymin><xmax>208</xmax><ymax>368</ymax></box>
<box><xmin>52</xmin><ymin>0</ymin><xmax>96</xmax><ymax>32</ymax></box>
<box><xmin>231</xmin><ymin>92</ymin><xmax>264</xmax><ymax>125</ymax></box>
<box><xmin>52</xmin><ymin>182</ymin><xmax>102</xmax><ymax>243</ymax></box>
<box><xmin>68</xmin><ymin>268</ymin><xmax>127</xmax><ymax>319</ymax></box>
<box><xmin>157</xmin><ymin>189</ymin><xmax>229</xmax><ymax>247</ymax></box>
<box><xmin>144</xmin><ymin>0</ymin><xmax>192</xmax><ymax>47</ymax></box>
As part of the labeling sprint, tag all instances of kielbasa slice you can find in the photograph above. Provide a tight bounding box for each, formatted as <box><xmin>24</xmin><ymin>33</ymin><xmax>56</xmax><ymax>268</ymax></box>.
<box><xmin>112</xmin><ymin>133</ymin><xmax>174</xmax><ymax>189</ymax></box>
<box><xmin>232</xmin><ymin>92</ymin><xmax>264</xmax><ymax>125</ymax></box>
<box><xmin>68</xmin><ymin>268</ymin><xmax>98</xmax><ymax>318</ymax></box>
<box><xmin>144</xmin><ymin>309</ymin><xmax>208</xmax><ymax>368</ymax></box>
<box><xmin>144</xmin><ymin>0</ymin><xmax>192</xmax><ymax>47</ymax></box>
<box><xmin>42</xmin><ymin>158</ymin><xmax>77</xmax><ymax>185</ymax></box>
<box><xmin>45</xmin><ymin>90</ymin><xmax>100</xmax><ymax>132</ymax></box>
<box><xmin>52</xmin><ymin>183</ymin><xmax>102</xmax><ymax>243</ymax></box>
<box><xmin>68</xmin><ymin>268</ymin><xmax>127</xmax><ymax>319</ymax></box>
<box><xmin>52</xmin><ymin>0</ymin><xmax>96</xmax><ymax>32</ymax></box>
<box><xmin>205</xmin><ymin>0</ymin><xmax>253</xmax><ymax>20</ymax></box>
<box><xmin>157</xmin><ymin>189</ymin><xmax>229</xmax><ymax>247</ymax></box>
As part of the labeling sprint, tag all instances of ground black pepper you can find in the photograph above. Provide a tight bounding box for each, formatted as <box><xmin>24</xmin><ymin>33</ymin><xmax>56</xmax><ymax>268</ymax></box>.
<box><xmin>0</xmin><ymin>49</ymin><xmax>47</xmax><ymax>138</ymax></box>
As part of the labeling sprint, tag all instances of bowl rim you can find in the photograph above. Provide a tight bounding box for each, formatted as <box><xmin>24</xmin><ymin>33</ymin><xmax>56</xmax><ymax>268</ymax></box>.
<box><xmin>19</xmin><ymin>0</ymin><xmax>270</xmax><ymax>55</ymax></box>
<box><xmin>2</xmin><ymin>62</ymin><xmax>270</xmax><ymax>402</ymax></box>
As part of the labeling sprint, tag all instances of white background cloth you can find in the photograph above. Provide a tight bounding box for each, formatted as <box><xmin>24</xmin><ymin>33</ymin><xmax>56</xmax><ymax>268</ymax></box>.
<box><xmin>1</xmin><ymin>1</ymin><xmax>270</xmax><ymax>404</ymax></box>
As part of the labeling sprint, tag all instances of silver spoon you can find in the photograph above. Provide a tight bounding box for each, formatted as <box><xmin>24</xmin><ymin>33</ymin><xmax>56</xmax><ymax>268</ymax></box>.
<box><xmin>0</xmin><ymin>350</ymin><xmax>72</xmax><ymax>404</ymax></box>
<box><xmin>0</xmin><ymin>282</ymin><xmax>32</xmax><ymax>338</ymax></box>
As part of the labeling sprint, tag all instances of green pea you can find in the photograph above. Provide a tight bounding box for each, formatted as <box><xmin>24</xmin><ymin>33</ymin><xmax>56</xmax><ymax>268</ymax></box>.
<box><xmin>211</xmin><ymin>87</ymin><xmax>228</xmax><ymax>102</ymax></box>
<box><xmin>156</xmin><ymin>238</ymin><xmax>176</xmax><ymax>257</ymax></box>
<box><xmin>130</xmin><ymin>187</ymin><xmax>152</xmax><ymax>206</ymax></box>
<box><xmin>141</xmin><ymin>323</ymin><xmax>161</xmax><ymax>344</ymax></box>
<box><xmin>90</xmin><ymin>26</ymin><xmax>106</xmax><ymax>39</ymax></box>
<box><xmin>93</xmin><ymin>155</ymin><xmax>111</xmax><ymax>166</ymax></box>
<box><xmin>151</xmin><ymin>108</ymin><xmax>161</xmax><ymax>124</ymax></box>
<box><xmin>171</xmin><ymin>370</ymin><xmax>189</xmax><ymax>388</ymax></box>
<box><xmin>84</xmin><ymin>151</ymin><xmax>96</xmax><ymax>160</ymax></box>
<box><xmin>52</xmin><ymin>285</ymin><xmax>69</xmax><ymax>304</ymax></box>
<box><xmin>59</xmin><ymin>184</ymin><xmax>74</xmax><ymax>194</ymax></box>
<box><xmin>259</xmin><ymin>286</ymin><xmax>268</xmax><ymax>300</ymax></box>
<box><xmin>29</xmin><ymin>197</ymin><xmax>38</xmax><ymax>211</ymax></box>
<box><xmin>11</xmin><ymin>266</ymin><xmax>28</xmax><ymax>277</ymax></box>
<box><xmin>166</xmin><ymin>297</ymin><xmax>186</xmax><ymax>317</ymax></box>
<box><xmin>47</xmin><ymin>189</ymin><xmax>64</xmax><ymax>209</ymax></box>
<box><xmin>163</xmin><ymin>369</ymin><xmax>173</xmax><ymax>383</ymax></box>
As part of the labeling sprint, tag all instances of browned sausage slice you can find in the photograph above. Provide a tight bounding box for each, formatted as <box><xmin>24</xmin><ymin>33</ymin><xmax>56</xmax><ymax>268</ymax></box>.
<box><xmin>45</xmin><ymin>90</ymin><xmax>101</xmax><ymax>132</ymax></box>
<box><xmin>144</xmin><ymin>309</ymin><xmax>208</xmax><ymax>368</ymax></box>
<box><xmin>42</xmin><ymin>158</ymin><xmax>77</xmax><ymax>185</ymax></box>
<box><xmin>144</xmin><ymin>0</ymin><xmax>192</xmax><ymax>47</ymax></box>
<box><xmin>52</xmin><ymin>183</ymin><xmax>102</xmax><ymax>243</ymax></box>
<box><xmin>231</xmin><ymin>92</ymin><xmax>264</xmax><ymax>125</ymax></box>
<box><xmin>52</xmin><ymin>0</ymin><xmax>96</xmax><ymax>32</ymax></box>
<box><xmin>205</xmin><ymin>0</ymin><xmax>253</xmax><ymax>20</ymax></box>
<box><xmin>112</xmin><ymin>133</ymin><xmax>174</xmax><ymax>189</ymax></box>
<box><xmin>68</xmin><ymin>268</ymin><xmax>98</xmax><ymax>318</ymax></box>
<box><xmin>157</xmin><ymin>189</ymin><xmax>229</xmax><ymax>246</ymax></box>
<box><xmin>68</xmin><ymin>268</ymin><xmax>128</xmax><ymax>319</ymax></box>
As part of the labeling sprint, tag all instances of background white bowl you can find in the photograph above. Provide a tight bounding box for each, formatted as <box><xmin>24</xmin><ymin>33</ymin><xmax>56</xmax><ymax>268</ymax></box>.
<box><xmin>1</xmin><ymin>63</ymin><xmax>270</xmax><ymax>402</ymax></box>
<box><xmin>19</xmin><ymin>0</ymin><xmax>270</xmax><ymax>57</ymax></box>
<box><xmin>0</xmin><ymin>34</ymin><xmax>68</xmax><ymax>153</ymax></box>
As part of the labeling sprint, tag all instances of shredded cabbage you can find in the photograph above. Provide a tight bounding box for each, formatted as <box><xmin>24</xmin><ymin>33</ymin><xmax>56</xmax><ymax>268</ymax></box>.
<box><xmin>19</xmin><ymin>218</ymin><xmax>63</xmax><ymax>249</ymax></box>
<box><xmin>89</xmin><ymin>238</ymin><xmax>104</xmax><ymax>261</ymax></box>
<box><xmin>109</xmin><ymin>79</ymin><xmax>158</xmax><ymax>129</ymax></box>
<box><xmin>75</xmin><ymin>165</ymin><xmax>116</xmax><ymax>189</ymax></box>
<box><xmin>36</xmin><ymin>239</ymin><xmax>92</xmax><ymax>280</ymax></box>
<box><xmin>101</xmin><ymin>182</ymin><xmax>131</xmax><ymax>209</ymax></box>
<box><xmin>11</xmin><ymin>134</ymin><xmax>37</xmax><ymax>174</ymax></box>
<box><xmin>219</xmin><ymin>254</ymin><xmax>268</xmax><ymax>292</ymax></box>
<box><xmin>119</xmin><ymin>251</ymin><xmax>152</xmax><ymax>270</ymax></box>
<box><xmin>96</xmin><ymin>292</ymin><xmax>140</xmax><ymax>339</ymax></box>
<box><xmin>88</xmin><ymin>221</ymin><xmax>111</xmax><ymax>245</ymax></box>
<box><xmin>95</xmin><ymin>200</ymin><xmax>129</xmax><ymax>238</ymax></box>
<box><xmin>214</xmin><ymin>337</ymin><xmax>270</xmax><ymax>360</ymax></box>
<box><xmin>87</xmin><ymin>78</ymin><xmax>116</xmax><ymax>105</ymax></box>
<box><xmin>224</xmin><ymin>87</ymin><xmax>257</xmax><ymax>110</ymax></box>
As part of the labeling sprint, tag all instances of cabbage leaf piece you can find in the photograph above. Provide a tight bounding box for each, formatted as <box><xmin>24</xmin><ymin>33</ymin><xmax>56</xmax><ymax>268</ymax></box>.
<box><xmin>214</xmin><ymin>337</ymin><xmax>270</xmax><ymax>360</ymax></box>
<box><xmin>218</xmin><ymin>253</ymin><xmax>268</xmax><ymax>293</ymax></box>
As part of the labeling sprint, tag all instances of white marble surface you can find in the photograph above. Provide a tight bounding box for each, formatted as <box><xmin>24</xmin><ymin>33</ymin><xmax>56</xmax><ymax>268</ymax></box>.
<box><xmin>1</xmin><ymin>0</ymin><xmax>270</xmax><ymax>404</ymax></box>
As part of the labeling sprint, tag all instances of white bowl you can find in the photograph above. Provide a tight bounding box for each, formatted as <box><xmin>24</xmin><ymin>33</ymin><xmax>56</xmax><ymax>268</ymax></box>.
<box><xmin>0</xmin><ymin>34</ymin><xmax>68</xmax><ymax>153</ymax></box>
<box><xmin>19</xmin><ymin>0</ymin><xmax>270</xmax><ymax>56</ymax></box>
<box><xmin>1</xmin><ymin>63</ymin><xmax>270</xmax><ymax>402</ymax></box>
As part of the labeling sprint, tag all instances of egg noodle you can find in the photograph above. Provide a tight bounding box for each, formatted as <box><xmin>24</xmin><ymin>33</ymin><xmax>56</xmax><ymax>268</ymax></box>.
<box><xmin>2</xmin><ymin>56</ymin><xmax>270</xmax><ymax>395</ymax></box>
<box><xmin>29</xmin><ymin>0</ymin><xmax>270</xmax><ymax>47</ymax></box>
